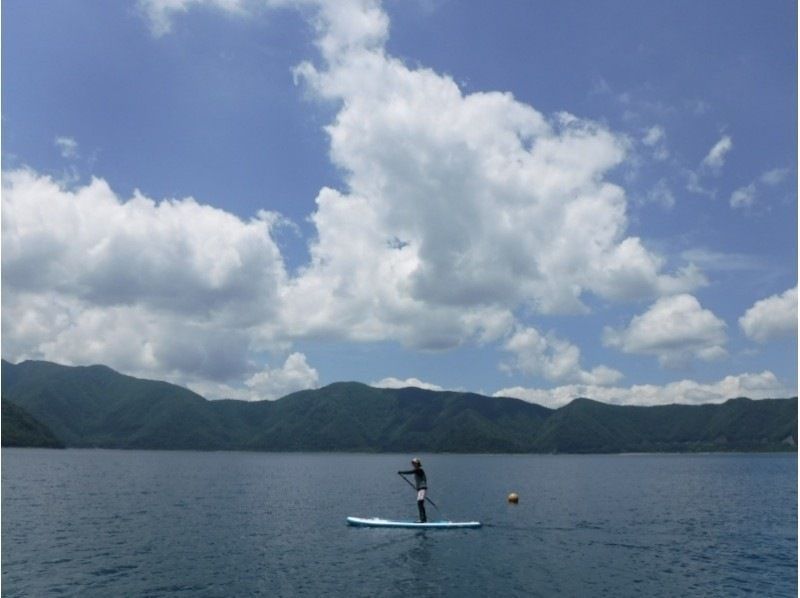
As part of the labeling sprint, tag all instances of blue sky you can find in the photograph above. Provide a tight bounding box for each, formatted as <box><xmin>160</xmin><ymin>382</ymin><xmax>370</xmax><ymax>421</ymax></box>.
<box><xmin>2</xmin><ymin>0</ymin><xmax>796</xmax><ymax>405</ymax></box>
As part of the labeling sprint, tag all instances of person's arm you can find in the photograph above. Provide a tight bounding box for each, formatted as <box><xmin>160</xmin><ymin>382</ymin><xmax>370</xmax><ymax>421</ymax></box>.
<box><xmin>398</xmin><ymin>469</ymin><xmax>415</xmax><ymax>475</ymax></box>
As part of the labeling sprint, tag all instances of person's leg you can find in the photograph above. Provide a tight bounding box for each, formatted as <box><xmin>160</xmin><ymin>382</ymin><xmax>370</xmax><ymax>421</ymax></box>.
<box><xmin>416</xmin><ymin>489</ymin><xmax>427</xmax><ymax>522</ymax></box>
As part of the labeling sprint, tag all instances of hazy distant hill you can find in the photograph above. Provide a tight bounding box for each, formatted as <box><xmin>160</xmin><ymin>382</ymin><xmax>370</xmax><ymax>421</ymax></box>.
<box><xmin>2</xmin><ymin>360</ymin><xmax>796</xmax><ymax>453</ymax></box>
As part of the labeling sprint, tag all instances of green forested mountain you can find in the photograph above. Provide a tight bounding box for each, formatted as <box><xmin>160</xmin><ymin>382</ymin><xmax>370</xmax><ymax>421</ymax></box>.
<box><xmin>2</xmin><ymin>360</ymin><xmax>796</xmax><ymax>453</ymax></box>
<box><xmin>2</xmin><ymin>399</ymin><xmax>64</xmax><ymax>448</ymax></box>
<box><xmin>530</xmin><ymin>397</ymin><xmax>797</xmax><ymax>453</ymax></box>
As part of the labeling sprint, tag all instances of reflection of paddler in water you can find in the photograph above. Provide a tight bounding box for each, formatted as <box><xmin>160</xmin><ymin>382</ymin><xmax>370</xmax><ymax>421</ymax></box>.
<box><xmin>398</xmin><ymin>457</ymin><xmax>427</xmax><ymax>522</ymax></box>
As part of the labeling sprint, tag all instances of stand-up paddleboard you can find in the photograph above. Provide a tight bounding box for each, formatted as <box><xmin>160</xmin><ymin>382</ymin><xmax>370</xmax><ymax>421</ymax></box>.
<box><xmin>347</xmin><ymin>517</ymin><xmax>481</xmax><ymax>529</ymax></box>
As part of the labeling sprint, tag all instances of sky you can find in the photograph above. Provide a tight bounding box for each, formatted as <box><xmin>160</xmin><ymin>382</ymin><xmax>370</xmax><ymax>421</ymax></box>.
<box><xmin>2</xmin><ymin>0</ymin><xmax>797</xmax><ymax>406</ymax></box>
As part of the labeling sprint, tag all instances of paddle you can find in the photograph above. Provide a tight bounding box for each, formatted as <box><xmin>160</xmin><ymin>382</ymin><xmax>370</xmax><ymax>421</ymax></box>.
<box><xmin>398</xmin><ymin>472</ymin><xmax>442</xmax><ymax>514</ymax></box>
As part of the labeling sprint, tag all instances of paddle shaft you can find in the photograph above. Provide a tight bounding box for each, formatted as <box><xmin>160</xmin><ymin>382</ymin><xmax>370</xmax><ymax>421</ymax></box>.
<box><xmin>398</xmin><ymin>473</ymin><xmax>441</xmax><ymax>512</ymax></box>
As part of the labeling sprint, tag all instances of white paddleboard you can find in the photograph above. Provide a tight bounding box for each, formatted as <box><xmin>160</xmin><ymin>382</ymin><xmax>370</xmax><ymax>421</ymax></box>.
<box><xmin>347</xmin><ymin>516</ymin><xmax>481</xmax><ymax>529</ymax></box>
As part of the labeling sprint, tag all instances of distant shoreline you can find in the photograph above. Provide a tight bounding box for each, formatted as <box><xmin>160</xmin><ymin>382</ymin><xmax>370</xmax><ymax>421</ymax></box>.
<box><xmin>3</xmin><ymin>447</ymin><xmax>796</xmax><ymax>457</ymax></box>
<box><xmin>4</xmin><ymin>360</ymin><xmax>796</xmax><ymax>454</ymax></box>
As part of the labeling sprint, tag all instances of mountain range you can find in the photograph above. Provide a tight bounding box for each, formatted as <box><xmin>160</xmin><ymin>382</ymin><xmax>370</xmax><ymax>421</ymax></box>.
<box><xmin>2</xmin><ymin>359</ymin><xmax>796</xmax><ymax>453</ymax></box>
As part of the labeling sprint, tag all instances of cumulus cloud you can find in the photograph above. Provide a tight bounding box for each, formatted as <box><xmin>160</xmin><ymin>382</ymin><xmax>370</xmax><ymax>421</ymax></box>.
<box><xmin>2</xmin><ymin>0</ymin><xmax>712</xmax><ymax>393</ymax></box>
<box><xmin>739</xmin><ymin>287</ymin><xmax>797</xmax><ymax>343</ymax></box>
<box><xmin>603</xmin><ymin>294</ymin><xmax>728</xmax><ymax>367</ymax></box>
<box><xmin>244</xmin><ymin>352</ymin><xmax>319</xmax><ymax>399</ymax></box>
<box><xmin>281</xmin><ymin>0</ymin><xmax>703</xmax><ymax>349</ymax></box>
<box><xmin>372</xmin><ymin>377</ymin><xmax>444</xmax><ymax>391</ymax></box>
<box><xmin>501</xmin><ymin>326</ymin><xmax>623</xmax><ymax>385</ymax></box>
<box><xmin>701</xmin><ymin>135</ymin><xmax>733</xmax><ymax>170</ymax></box>
<box><xmin>494</xmin><ymin>370</ymin><xmax>793</xmax><ymax>408</ymax></box>
<box><xmin>181</xmin><ymin>351</ymin><xmax>318</xmax><ymax>400</ymax></box>
<box><xmin>2</xmin><ymin>168</ymin><xmax>288</xmax><ymax>386</ymax></box>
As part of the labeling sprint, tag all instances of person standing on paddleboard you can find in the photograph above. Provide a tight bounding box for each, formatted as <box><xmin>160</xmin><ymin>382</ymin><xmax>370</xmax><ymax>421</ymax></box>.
<box><xmin>398</xmin><ymin>458</ymin><xmax>427</xmax><ymax>522</ymax></box>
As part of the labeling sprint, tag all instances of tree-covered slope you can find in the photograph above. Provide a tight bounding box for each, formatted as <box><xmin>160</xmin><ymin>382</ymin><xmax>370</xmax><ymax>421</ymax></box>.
<box><xmin>1</xmin><ymin>360</ymin><xmax>239</xmax><ymax>449</ymax></box>
<box><xmin>2</xmin><ymin>399</ymin><xmax>64</xmax><ymax>448</ymax></box>
<box><xmin>532</xmin><ymin>397</ymin><xmax>798</xmax><ymax>453</ymax></box>
<box><xmin>248</xmin><ymin>383</ymin><xmax>553</xmax><ymax>452</ymax></box>
<box><xmin>1</xmin><ymin>360</ymin><xmax>795</xmax><ymax>453</ymax></box>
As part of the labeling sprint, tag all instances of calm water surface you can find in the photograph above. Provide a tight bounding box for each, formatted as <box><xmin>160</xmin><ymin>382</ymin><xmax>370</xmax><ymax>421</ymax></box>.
<box><xmin>2</xmin><ymin>450</ymin><xmax>796</xmax><ymax>597</ymax></box>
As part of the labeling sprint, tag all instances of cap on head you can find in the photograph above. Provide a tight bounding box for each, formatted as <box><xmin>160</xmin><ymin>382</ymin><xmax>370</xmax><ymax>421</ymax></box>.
<box><xmin>411</xmin><ymin>457</ymin><xmax>421</xmax><ymax>466</ymax></box>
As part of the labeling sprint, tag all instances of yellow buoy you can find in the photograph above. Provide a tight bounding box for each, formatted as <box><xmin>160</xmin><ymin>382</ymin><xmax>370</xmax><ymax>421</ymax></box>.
<box><xmin>507</xmin><ymin>492</ymin><xmax>519</xmax><ymax>504</ymax></box>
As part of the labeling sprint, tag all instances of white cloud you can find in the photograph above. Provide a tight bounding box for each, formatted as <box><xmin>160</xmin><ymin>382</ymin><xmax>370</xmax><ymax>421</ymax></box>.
<box><xmin>701</xmin><ymin>135</ymin><xmax>733</xmax><ymax>170</ymax></box>
<box><xmin>680</xmin><ymin>248</ymin><xmax>764</xmax><ymax>273</ymax></box>
<box><xmin>760</xmin><ymin>167</ymin><xmax>789</xmax><ymax>186</ymax></box>
<box><xmin>730</xmin><ymin>183</ymin><xmax>756</xmax><ymax>209</ymax></box>
<box><xmin>372</xmin><ymin>377</ymin><xmax>444</xmax><ymax>391</ymax></box>
<box><xmin>134</xmin><ymin>0</ymin><xmax>704</xmax><ymax>352</ymax></box>
<box><xmin>495</xmin><ymin>370</ymin><xmax>793</xmax><ymax>408</ymax></box>
<box><xmin>502</xmin><ymin>326</ymin><xmax>623</xmax><ymax>385</ymax></box>
<box><xmin>2</xmin><ymin>168</ymin><xmax>288</xmax><ymax>386</ymax></box>
<box><xmin>306</xmin><ymin>0</ymin><xmax>390</xmax><ymax>62</ymax></box>
<box><xmin>603</xmin><ymin>294</ymin><xmax>728</xmax><ymax>367</ymax></box>
<box><xmin>644</xmin><ymin>179</ymin><xmax>675</xmax><ymax>209</ymax></box>
<box><xmin>685</xmin><ymin>169</ymin><xmax>713</xmax><ymax>197</ymax></box>
<box><xmin>137</xmin><ymin>0</ymin><xmax>247</xmax><ymax>36</ymax></box>
<box><xmin>54</xmin><ymin>136</ymin><xmax>79</xmax><ymax>159</ymax></box>
<box><xmin>243</xmin><ymin>352</ymin><xmax>319</xmax><ymax>399</ymax></box>
<box><xmin>739</xmin><ymin>287</ymin><xmax>798</xmax><ymax>343</ymax></box>
<box><xmin>641</xmin><ymin>125</ymin><xmax>668</xmax><ymax>160</ymax></box>
<box><xmin>183</xmin><ymin>351</ymin><xmax>319</xmax><ymax>400</ymax></box>
<box><xmin>686</xmin><ymin>134</ymin><xmax>733</xmax><ymax>196</ymax></box>
<box><xmin>642</xmin><ymin>126</ymin><xmax>664</xmax><ymax>146</ymax></box>
<box><xmin>1</xmin><ymin>1</ymin><xmax>716</xmax><ymax>394</ymax></box>
<box><xmin>728</xmin><ymin>167</ymin><xmax>791</xmax><ymax>210</ymax></box>
<box><xmin>282</xmin><ymin>1</ymin><xmax>703</xmax><ymax>348</ymax></box>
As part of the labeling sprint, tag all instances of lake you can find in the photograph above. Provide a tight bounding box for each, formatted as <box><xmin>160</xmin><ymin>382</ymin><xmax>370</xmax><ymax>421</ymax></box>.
<box><xmin>2</xmin><ymin>450</ymin><xmax>796</xmax><ymax>597</ymax></box>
